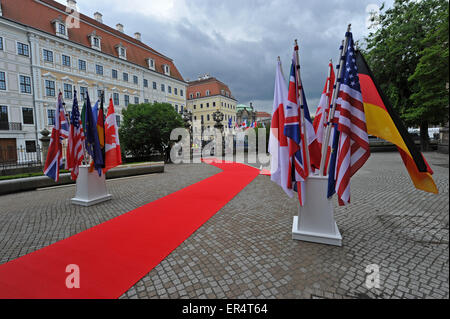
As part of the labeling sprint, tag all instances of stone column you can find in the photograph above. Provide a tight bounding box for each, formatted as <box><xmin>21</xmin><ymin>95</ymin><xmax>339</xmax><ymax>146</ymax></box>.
<box><xmin>39</xmin><ymin>128</ymin><xmax>50</xmax><ymax>164</ymax></box>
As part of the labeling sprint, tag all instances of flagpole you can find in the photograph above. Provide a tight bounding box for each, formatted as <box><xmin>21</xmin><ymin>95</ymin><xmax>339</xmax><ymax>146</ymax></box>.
<box><xmin>320</xmin><ymin>24</ymin><xmax>351</xmax><ymax>176</ymax></box>
<box><xmin>318</xmin><ymin>59</ymin><xmax>333</xmax><ymax>176</ymax></box>
<box><xmin>294</xmin><ymin>40</ymin><xmax>311</xmax><ymax>173</ymax></box>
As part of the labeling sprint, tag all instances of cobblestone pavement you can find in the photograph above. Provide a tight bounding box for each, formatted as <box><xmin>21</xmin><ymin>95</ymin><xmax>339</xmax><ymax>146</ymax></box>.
<box><xmin>0</xmin><ymin>152</ymin><xmax>448</xmax><ymax>299</ymax></box>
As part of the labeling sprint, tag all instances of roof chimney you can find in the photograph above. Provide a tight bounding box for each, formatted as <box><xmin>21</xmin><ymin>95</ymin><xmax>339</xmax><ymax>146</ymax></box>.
<box><xmin>134</xmin><ymin>32</ymin><xmax>141</xmax><ymax>41</ymax></box>
<box><xmin>94</xmin><ymin>12</ymin><xmax>103</xmax><ymax>23</ymax></box>
<box><xmin>116</xmin><ymin>23</ymin><xmax>124</xmax><ymax>33</ymax></box>
<box><xmin>66</xmin><ymin>0</ymin><xmax>77</xmax><ymax>10</ymax></box>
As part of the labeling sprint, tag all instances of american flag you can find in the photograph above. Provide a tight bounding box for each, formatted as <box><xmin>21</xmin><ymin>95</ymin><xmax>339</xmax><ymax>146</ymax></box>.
<box><xmin>43</xmin><ymin>92</ymin><xmax>69</xmax><ymax>181</ymax></box>
<box><xmin>284</xmin><ymin>53</ymin><xmax>309</xmax><ymax>205</ymax></box>
<box><xmin>332</xmin><ymin>32</ymin><xmax>370</xmax><ymax>205</ymax></box>
<box><xmin>66</xmin><ymin>90</ymin><xmax>85</xmax><ymax>180</ymax></box>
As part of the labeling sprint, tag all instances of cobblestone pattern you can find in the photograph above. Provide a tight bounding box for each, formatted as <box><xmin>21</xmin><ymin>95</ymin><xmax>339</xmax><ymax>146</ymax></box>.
<box><xmin>0</xmin><ymin>152</ymin><xmax>448</xmax><ymax>299</ymax></box>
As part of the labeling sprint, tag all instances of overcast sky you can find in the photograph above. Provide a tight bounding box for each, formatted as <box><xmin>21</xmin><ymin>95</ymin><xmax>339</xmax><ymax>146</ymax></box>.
<box><xmin>57</xmin><ymin>0</ymin><xmax>394</xmax><ymax>114</ymax></box>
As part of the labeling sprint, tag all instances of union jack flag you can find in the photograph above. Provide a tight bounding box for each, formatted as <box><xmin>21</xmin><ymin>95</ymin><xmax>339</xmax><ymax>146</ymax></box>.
<box><xmin>283</xmin><ymin>53</ymin><xmax>309</xmax><ymax>205</ymax></box>
<box><xmin>329</xmin><ymin>32</ymin><xmax>370</xmax><ymax>205</ymax></box>
<box><xmin>66</xmin><ymin>90</ymin><xmax>85</xmax><ymax>180</ymax></box>
<box><xmin>43</xmin><ymin>92</ymin><xmax>69</xmax><ymax>181</ymax></box>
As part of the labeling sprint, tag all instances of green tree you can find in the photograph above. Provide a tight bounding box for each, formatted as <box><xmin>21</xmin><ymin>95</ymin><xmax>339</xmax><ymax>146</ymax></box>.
<box><xmin>408</xmin><ymin>4</ymin><xmax>449</xmax><ymax>145</ymax></box>
<box><xmin>363</xmin><ymin>0</ymin><xmax>449</xmax><ymax>150</ymax></box>
<box><xmin>119</xmin><ymin>102</ymin><xmax>183</xmax><ymax>162</ymax></box>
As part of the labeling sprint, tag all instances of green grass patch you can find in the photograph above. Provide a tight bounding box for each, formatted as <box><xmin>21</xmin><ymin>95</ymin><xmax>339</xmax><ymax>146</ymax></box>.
<box><xmin>0</xmin><ymin>170</ymin><xmax>69</xmax><ymax>181</ymax></box>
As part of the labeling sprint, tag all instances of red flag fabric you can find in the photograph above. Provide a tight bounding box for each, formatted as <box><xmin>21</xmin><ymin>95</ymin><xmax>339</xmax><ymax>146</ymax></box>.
<box><xmin>103</xmin><ymin>98</ymin><xmax>122</xmax><ymax>173</ymax></box>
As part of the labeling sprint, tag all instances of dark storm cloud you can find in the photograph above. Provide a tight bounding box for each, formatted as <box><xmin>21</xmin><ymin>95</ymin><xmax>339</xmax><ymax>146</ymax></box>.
<box><xmin>65</xmin><ymin>0</ymin><xmax>392</xmax><ymax>113</ymax></box>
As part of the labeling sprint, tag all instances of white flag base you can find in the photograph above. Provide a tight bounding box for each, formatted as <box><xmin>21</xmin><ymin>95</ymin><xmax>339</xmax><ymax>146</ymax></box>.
<box><xmin>71</xmin><ymin>165</ymin><xmax>112</xmax><ymax>206</ymax></box>
<box><xmin>292</xmin><ymin>175</ymin><xmax>342</xmax><ymax>246</ymax></box>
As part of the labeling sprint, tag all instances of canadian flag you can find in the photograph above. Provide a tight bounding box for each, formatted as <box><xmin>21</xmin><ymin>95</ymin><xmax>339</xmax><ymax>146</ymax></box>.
<box><xmin>103</xmin><ymin>98</ymin><xmax>122</xmax><ymax>173</ymax></box>
<box><xmin>269</xmin><ymin>59</ymin><xmax>293</xmax><ymax>197</ymax></box>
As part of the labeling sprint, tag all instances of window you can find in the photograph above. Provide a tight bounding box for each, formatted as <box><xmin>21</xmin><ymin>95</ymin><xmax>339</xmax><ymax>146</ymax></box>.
<box><xmin>175</xmin><ymin>105</ymin><xmax>178</xmax><ymax>113</ymax></box>
<box><xmin>206</xmin><ymin>103</ymin><xmax>209</xmax><ymax>108</ymax></box>
<box><xmin>80</xmin><ymin>87</ymin><xmax>88</xmax><ymax>99</ymax></box>
<box><xmin>133</xmin><ymin>75</ymin><xmax>138</xmax><ymax>84</ymax></box>
<box><xmin>196</xmin><ymin>92</ymin><xmax>200</xmax><ymax>98</ymax></box>
<box><xmin>194</xmin><ymin>116</ymin><xmax>197</xmax><ymax>120</ymax></box>
<box><xmin>207</xmin><ymin>114</ymin><xmax>210</xmax><ymax>121</ymax></box>
<box><xmin>113</xmin><ymin>92</ymin><xmax>119</xmax><ymax>105</ymax></box>
<box><xmin>43</xmin><ymin>49</ymin><xmax>53</xmax><ymax>62</ymax></box>
<box><xmin>161</xmin><ymin>84</ymin><xmax>165</xmax><ymax>92</ymax></box>
<box><xmin>116</xmin><ymin>115</ymin><xmax>121</xmax><ymax>127</ymax></box>
<box><xmin>213</xmin><ymin>102</ymin><xmax>216</xmax><ymax>107</ymax></box>
<box><xmin>153</xmin><ymin>81</ymin><xmax>157</xmax><ymax>90</ymax></box>
<box><xmin>0</xmin><ymin>106</ymin><xmax>8</xmax><ymax>128</ymax></box>
<box><xmin>78</xmin><ymin>59</ymin><xmax>86</xmax><ymax>71</ymax></box>
<box><xmin>134</xmin><ymin>97</ymin><xmax>139</xmax><ymax>104</ymax></box>
<box><xmin>25</xmin><ymin>141</ymin><xmax>36</xmax><ymax>152</ymax></box>
<box><xmin>58</xmin><ymin>24</ymin><xmax>66</xmax><ymax>36</ymax></box>
<box><xmin>123</xmin><ymin>73</ymin><xmax>128</xmax><ymax>82</ymax></box>
<box><xmin>180</xmin><ymin>105</ymin><xmax>184</xmax><ymax>113</ymax></box>
<box><xmin>173</xmin><ymin>88</ymin><xmax>177</xmax><ymax>95</ymax></box>
<box><xmin>62</xmin><ymin>55</ymin><xmax>71</xmax><ymax>67</ymax></box>
<box><xmin>47</xmin><ymin>109</ymin><xmax>56</xmax><ymax>125</ymax></box>
<box><xmin>0</xmin><ymin>72</ymin><xmax>6</xmax><ymax>90</ymax></box>
<box><xmin>144</xmin><ymin>99</ymin><xmax>149</xmax><ymax>104</ymax></box>
<box><xmin>124</xmin><ymin>95</ymin><xmax>129</xmax><ymax>106</ymax></box>
<box><xmin>62</xmin><ymin>83</ymin><xmax>72</xmax><ymax>99</ymax></box>
<box><xmin>22</xmin><ymin>108</ymin><xmax>34</xmax><ymax>125</ymax></box>
<box><xmin>189</xmin><ymin>93</ymin><xmax>193</xmax><ymax>99</ymax></box>
<box><xmin>96</xmin><ymin>64</ymin><xmax>103</xmax><ymax>75</ymax></box>
<box><xmin>93</xmin><ymin>37</ymin><xmax>100</xmax><ymax>48</ymax></box>
<box><xmin>147</xmin><ymin>58</ymin><xmax>155</xmax><ymax>70</ymax></box>
<box><xmin>168</xmin><ymin>86</ymin><xmax>172</xmax><ymax>94</ymax></box>
<box><xmin>119</xmin><ymin>47</ymin><xmax>126</xmax><ymax>59</ymax></box>
<box><xmin>112</xmin><ymin>69</ymin><xmax>118</xmax><ymax>79</ymax></box>
<box><xmin>180</xmin><ymin>89</ymin><xmax>183</xmax><ymax>97</ymax></box>
<box><xmin>201</xmin><ymin>115</ymin><xmax>204</xmax><ymax>122</ymax></box>
<box><xmin>163</xmin><ymin>64</ymin><xmax>170</xmax><ymax>75</ymax></box>
<box><xmin>193</xmin><ymin>105</ymin><xmax>196</xmax><ymax>110</ymax></box>
<box><xmin>200</xmin><ymin>104</ymin><xmax>203</xmax><ymax>108</ymax></box>
<box><xmin>206</xmin><ymin>90</ymin><xmax>210</xmax><ymax>96</ymax></box>
<box><xmin>17</xmin><ymin>42</ymin><xmax>29</xmax><ymax>56</ymax></box>
<box><xmin>144</xmin><ymin>79</ymin><xmax>148</xmax><ymax>88</ymax></box>
<box><xmin>0</xmin><ymin>37</ymin><xmax>3</xmax><ymax>50</ymax></box>
<box><xmin>97</xmin><ymin>90</ymin><xmax>103</xmax><ymax>99</ymax></box>
<box><xmin>45</xmin><ymin>80</ymin><xmax>55</xmax><ymax>97</ymax></box>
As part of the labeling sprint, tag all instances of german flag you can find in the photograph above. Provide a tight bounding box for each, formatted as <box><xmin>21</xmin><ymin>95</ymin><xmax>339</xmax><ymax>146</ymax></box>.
<box><xmin>356</xmin><ymin>50</ymin><xmax>438</xmax><ymax>194</ymax></box>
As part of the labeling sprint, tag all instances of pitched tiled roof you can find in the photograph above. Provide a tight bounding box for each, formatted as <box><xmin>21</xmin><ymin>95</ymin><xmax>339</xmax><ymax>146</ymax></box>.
<box><xmin>0</xmin><ymin>0</ymin><xmax>185</xmax><ymax>82</ymax></box>
<box><xmin>187</xmin><ymin>77</ymin><xmax>235</xmax><ymax>100</ymax></box>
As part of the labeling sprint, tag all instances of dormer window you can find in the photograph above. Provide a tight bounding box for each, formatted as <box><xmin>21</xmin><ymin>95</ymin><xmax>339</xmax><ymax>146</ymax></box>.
<box><xmin>88</xmin><ymin>31</ymin><xmax>102</xmax><ymax>51</ymax></box>
<box><xmin>52</xmin><ymin>16</ymin><xmax>68</xmax><ymax>39</ymax></box>
<box><xmin>146</xmin><ymin>58</ymin><xmax>155</xmax><ymax>70</ymax></box>
<box><xmin>115</xmin><ymin>43</ymin><xmax>127</xmax><ymax>60</ymax></box>
<box><xmin>163</xmin><ymin>64</ymin><xmax>170</xmax><ymax>76</ymax></box>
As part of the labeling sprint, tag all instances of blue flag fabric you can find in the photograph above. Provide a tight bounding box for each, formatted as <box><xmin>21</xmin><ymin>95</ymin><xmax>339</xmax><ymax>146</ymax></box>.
<box><xmin>327</xmin><ymin>123</ymin><xmax>340</xmax><ymax>198</ymax></box>
<box><xmin>84</xmin><ymin>92</ymin><xmax>104</xmax><ymax>176</ymax></box>
<box><xmin>92</xmin><ymin>100</ymin><xmax>99</xmax><ymax>125</ymax></box>
<box><xmin>228</xmin><ymin>117</ymin><xmax>232</xmax><ymax>128</ymax></box>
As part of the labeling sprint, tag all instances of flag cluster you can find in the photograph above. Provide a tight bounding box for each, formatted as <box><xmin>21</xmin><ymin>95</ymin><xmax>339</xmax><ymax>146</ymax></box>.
<box><xmin>44</xmin><ymin>90</ymin><xmax>122</xmax><ymax>182</ymax></box>
<box><xmin>269</xmin><ymin>29</ymin><xmax>437</xmax><ymax>207</ymax></box>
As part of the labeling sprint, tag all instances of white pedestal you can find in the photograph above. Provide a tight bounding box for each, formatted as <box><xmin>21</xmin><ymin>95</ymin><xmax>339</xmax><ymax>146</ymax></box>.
<box><xmin>71</xmin><ymin>166</ymin><xmax>112</xmax><ymax>206</ymax></box>
<box><xmin>292</xmin><ymin>175</ymin><xmax>342</xmax><ymax>246</ymax></box>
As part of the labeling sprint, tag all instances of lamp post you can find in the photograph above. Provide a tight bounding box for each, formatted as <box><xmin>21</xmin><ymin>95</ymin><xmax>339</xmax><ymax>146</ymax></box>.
<box><xmin>182</xmin><ymin>109</ymin><xmax>193</xmax><ymax>158</ymax></box>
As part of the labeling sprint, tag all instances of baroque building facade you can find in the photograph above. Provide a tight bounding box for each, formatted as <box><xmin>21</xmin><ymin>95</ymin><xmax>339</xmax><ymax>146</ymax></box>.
<box><xmin>186</xmin><ymin>75</ymin><xmax>237</xmax><ymax>131</ymax></box>
<box><xmin>0</xmin><ymin>0</ymin><xmax>186</xmax><ymax>161</ymax></box>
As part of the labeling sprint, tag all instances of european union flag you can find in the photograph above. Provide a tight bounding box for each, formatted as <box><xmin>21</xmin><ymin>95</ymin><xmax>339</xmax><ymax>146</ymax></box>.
<box><xmin>84</xmin><ymin>92</ymin><xmax>104</xmax><ymax>176</ymax></box>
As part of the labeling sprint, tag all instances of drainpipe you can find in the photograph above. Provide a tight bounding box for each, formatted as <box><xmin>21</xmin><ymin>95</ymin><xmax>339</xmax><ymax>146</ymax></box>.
<box><xmin>27</xmin><ymin>32</ymin><xmax>40</xmax><ymax>148</ymax></box>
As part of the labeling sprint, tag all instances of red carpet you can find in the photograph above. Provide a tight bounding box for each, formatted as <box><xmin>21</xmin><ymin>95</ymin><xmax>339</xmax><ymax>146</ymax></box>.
<box><xmin>0</xmin><ymin>160</ymin><xmax>259</xmax><ymax>299</ymax></box>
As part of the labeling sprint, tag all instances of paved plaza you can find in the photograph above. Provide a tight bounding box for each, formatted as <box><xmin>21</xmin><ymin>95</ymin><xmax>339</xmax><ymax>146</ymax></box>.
<box><xmin>0</xmin><ymin>152</ymin><xmax>448</xmax><ymax>299</ymax></box>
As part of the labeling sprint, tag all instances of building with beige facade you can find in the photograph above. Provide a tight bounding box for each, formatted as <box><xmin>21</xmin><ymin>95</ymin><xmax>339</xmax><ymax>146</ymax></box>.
<box><xmin>186</xmin><ymin>75</ymin><xmax>237</xmax><ymax>131</ymax></box>
<box><xmin>0</xmin><ymin>0</ymin><xmax>186</xmax><ymax>162</ymax></box>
